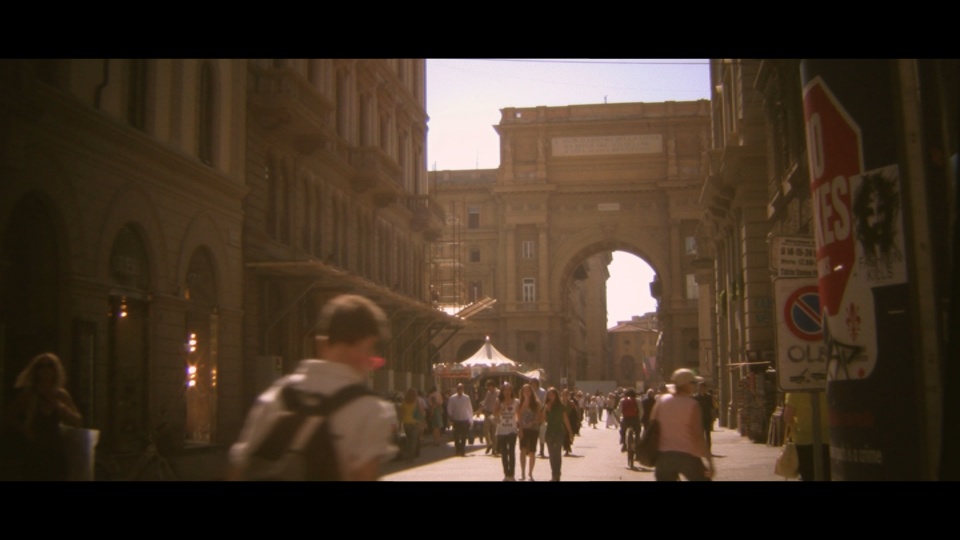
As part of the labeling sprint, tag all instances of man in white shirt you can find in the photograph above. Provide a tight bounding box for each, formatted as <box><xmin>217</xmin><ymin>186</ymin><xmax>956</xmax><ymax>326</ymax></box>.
<box><xmin>447</xmin><ymin>383</ymin><xmax>474</xmax><ymax>456</ymax></box>
<box><xmin>228</xmin><ymin>294</ymin><xmax>397</xmax><ymax>481</ymax></box>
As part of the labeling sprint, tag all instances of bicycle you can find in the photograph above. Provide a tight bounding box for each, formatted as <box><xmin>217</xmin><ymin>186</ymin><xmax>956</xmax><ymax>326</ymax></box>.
<box><xmin>625</xmin><ymin>425</ymin><xmax>639</xmax><ymax>469</ymax></box>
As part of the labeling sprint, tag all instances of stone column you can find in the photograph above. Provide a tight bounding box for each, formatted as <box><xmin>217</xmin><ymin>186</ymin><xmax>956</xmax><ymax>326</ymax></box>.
<box><xmin>538</xmin><ymin>224</ymin><xmax>549</xmax><ymax>311</ymax></box>
<box><xmin>505</xmin><ymin>224</ymin><xmax>516</xmax><ymax>310</ymax></box>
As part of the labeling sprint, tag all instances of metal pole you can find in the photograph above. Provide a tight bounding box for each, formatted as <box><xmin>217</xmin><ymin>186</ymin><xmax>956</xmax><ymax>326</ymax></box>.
<box><xmin>811</xmin><ymin>389</ymin><xmax>824</xmax><ymax>481</ymax></box>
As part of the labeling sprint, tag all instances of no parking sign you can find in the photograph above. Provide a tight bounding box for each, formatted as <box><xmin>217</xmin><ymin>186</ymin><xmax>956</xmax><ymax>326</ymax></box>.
<box><xmin>774</xmin><ymin>278</ymin><xmax>827</xmax><ymax>391</ymax></box>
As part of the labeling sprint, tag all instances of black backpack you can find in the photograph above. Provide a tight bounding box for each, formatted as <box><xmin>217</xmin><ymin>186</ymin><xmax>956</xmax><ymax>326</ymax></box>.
<box><xmin>241</xmin><ymin>382</ymin><xmax>374</xmax><ymax>481</ymax></box>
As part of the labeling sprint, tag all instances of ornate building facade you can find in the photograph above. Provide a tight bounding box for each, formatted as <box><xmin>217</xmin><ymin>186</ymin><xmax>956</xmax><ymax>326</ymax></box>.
<box><xmin>431</xmin><ymin>100</ymin><xmax>711</xmax><ymax>388</ymax></box>
<box><xmin>698</xmin><ymin>59</ymin><xmax>958</xmax><ymax>479</ymax></box>
<box><xmin>0</xmin><ymin>59</ymin><xmax>453</xmax><ymax>478</ymax></box>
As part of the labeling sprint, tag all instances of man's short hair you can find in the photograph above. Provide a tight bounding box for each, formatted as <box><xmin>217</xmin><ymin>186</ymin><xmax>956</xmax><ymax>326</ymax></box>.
<box><xmin>315</xmin><ymin>294</ymin><xmax>390</xmax><ymax>346</ymax></box>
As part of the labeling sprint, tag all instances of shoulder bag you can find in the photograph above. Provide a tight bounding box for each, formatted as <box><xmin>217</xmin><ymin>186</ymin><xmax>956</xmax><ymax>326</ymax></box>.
<box><xmin>636</xmin><ymin>419</ymin><xmax>660</xmax><ymax>468</ymax></box>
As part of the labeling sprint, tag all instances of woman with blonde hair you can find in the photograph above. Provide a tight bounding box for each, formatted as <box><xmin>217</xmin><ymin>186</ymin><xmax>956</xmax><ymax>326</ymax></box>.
<box><xmin>3</xmin><ymin>352</ymin><xmax>82</xmax><ymax>480</ymax></box>
<box><xmin>399</xmin><ymin>387</ymin><xmax>425</xmax><ymax>460</ymax></box>
<box><xmin>517</xmin><ymin>383</ymin><xmax>542</xmax><ymax>481</ymax></box>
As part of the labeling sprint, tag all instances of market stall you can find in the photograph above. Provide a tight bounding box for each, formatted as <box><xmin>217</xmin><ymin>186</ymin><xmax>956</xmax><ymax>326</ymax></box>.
<box><xmin>433</xmin><ymin>336</ymin><xmax>542</xmax><ymax>392</ymax></box>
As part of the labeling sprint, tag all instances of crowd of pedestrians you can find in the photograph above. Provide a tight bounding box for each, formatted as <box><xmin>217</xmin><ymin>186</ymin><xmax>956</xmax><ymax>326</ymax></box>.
<box><xmin>385</xmin><ymin>370</ymin><xmax>720</xmax><ymax>482</ymax></box>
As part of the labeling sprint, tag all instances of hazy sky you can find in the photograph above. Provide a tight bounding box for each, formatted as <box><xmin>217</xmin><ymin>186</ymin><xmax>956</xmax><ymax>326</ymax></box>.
<box><xmin>425</xmin><ymin>59</ymin><xmax>711</xmax><ymax>327</ymax></box>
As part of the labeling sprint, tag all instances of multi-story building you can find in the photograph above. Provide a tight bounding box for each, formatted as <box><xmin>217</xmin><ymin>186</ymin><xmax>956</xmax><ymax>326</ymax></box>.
<box><xmin>0</xmin><ymin>59</ymin><xmax>248</xmax><ymax>465</ymax></box>
<box><xmin>431</xmin><ymin>100</ymin><xmax>711</xmax><ymax>388</ymax></box>
<box><xmin>0</xmin><ymin>59</ymin><xmax>455</xmax><ymax>479</ymax></box>
<box><xmin>608</xmin><ymin>314</ymin><xmax>660</xmax><ymax>388</ymax></box>
<box><xmin>698</xmin><ymin>59</ymin><xmax>958</xmax><ymax>479</ymax></box>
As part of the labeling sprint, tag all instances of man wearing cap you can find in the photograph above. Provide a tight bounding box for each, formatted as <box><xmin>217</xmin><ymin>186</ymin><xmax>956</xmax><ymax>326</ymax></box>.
<box><xmin>447</xmin><ymin>383</ymin><xmax>474</xmax><ymax>456</ymax></box>
<box><xmin>228</xmin><ymin>294</ymin><xmax>398</xmax><ymax>481</ymax></box>
<box><xmin>649</xmin><ymin>368</ymin><xmax>714</xmax><ymax>481</ymax></box>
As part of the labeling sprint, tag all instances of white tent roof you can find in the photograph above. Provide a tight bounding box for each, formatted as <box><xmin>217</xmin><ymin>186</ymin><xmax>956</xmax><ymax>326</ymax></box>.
<box><xmin>459</xmin><ymin>336</ymin><xmax>517</xmax><ymax>367</ymax></box>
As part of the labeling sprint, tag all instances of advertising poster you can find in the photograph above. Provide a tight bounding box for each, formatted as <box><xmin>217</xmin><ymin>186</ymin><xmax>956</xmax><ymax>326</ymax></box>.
<box><xmin>801</xmin><ymin>60</ymin><xmax>919</xmax><ymax>479</ymax></box>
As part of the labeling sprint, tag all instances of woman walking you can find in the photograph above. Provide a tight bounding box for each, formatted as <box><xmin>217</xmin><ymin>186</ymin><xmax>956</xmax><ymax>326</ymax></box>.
<box><xmin>517</xmin><ymin>383</ymin><xmax>542</xmax><ymax>481</ymax></box>
<box><xmin>494</xmin><ymin>382</ymin><xmax>520</xmax><ymax>481</ymax></box>
<box><xmin>3</xmin><ymin>352</ymin><xmax>83</xmax><ymax>480</ymax></box>
<box><xmin>543</xmin><ymin>387</ymin><xmax>573</xmax><ymax>481</ymax></box>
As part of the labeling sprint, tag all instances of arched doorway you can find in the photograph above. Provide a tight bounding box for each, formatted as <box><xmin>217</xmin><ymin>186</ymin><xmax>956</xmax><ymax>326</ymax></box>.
<box><xmin>106</xmin><ymin>224</ymin><xmax>151</xmax><ymax>452</ymax></box>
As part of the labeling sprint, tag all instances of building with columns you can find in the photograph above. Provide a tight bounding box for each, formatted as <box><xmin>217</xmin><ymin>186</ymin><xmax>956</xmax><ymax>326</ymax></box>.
<box><xmin>431</xmin><ymin>100</ymin><xmax>711</xmax><ymax>389</ymax></box>
<box><xmin>0</xmin><ymin>59</ymin><xmax>454</xmax><ymax>479</ymax></box>
<box><xmin>697</xmin><ymin>59</ymin><xmax>958</xmax><ymax>479</ymax></box>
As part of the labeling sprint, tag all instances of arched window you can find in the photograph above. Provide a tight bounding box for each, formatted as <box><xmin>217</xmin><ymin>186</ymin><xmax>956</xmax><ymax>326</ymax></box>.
<box><xmin>184</xmin><ymin>247</ymin><xmax>218</xmax><ymax>444</ymax></box>
<box><xmin>198</xmin><ymin>61</ymin><xmax>217</xmax><ymax>165</ymax></box>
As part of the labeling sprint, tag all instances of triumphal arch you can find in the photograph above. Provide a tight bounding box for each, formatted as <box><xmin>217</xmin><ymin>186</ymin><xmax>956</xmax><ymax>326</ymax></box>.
<box><xmin>432</xmin><ymin>100</ymin><xmax>711</xmax><ymax>386</ymax></box>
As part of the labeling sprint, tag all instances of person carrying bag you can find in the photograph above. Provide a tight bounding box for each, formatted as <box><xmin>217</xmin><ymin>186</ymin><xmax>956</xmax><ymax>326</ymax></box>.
<box><xmin>774</xmin><ymin>425</ymin><xmax>800</xmax><ymax>479</ymax></box>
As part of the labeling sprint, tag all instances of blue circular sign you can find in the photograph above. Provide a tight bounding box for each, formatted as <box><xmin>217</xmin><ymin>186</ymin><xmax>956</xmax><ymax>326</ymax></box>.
<box><xmin>784</xmin><ymin>285</ymin><xmax>822</xmax><ymax>341</ymax></box>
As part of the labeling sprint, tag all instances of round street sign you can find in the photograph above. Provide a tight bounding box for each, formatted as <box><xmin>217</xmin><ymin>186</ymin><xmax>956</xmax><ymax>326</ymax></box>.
<box><xmin>783</xmin><ymin>285</ymin><xmax>822</xmax><ymax>342</ymax></box>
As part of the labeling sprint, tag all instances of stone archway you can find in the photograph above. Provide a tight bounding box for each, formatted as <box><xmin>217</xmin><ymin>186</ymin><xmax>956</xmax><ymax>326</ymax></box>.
<box><xmin>430</xmin><ymin>100</ymin><xmax>710</xmax><ymax>387</ymax></box>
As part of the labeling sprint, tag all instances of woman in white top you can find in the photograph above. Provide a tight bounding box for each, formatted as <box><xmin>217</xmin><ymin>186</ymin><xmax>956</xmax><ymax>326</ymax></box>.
<box><xmin>494</xmin><ymin>383</ymin><xmax>520</xmax><ymax>481</ymax></box>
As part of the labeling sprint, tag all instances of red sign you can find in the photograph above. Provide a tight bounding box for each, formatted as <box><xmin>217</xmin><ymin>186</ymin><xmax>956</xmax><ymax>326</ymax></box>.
<box><xmin>803</xmin><ymin>77</ymin><xmax>863</xmax><ymax>317</ymax></box>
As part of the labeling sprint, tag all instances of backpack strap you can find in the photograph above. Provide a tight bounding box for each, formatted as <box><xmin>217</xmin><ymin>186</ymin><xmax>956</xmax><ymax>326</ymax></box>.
<box><xmin>281</xmin><ymin>383</ymin><xmax>375</xmax><ymax>416</ymax></box>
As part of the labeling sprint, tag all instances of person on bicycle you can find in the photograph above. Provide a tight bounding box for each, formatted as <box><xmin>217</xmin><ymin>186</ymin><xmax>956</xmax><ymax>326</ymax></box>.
<box><xmin>619</xmin><ymin>388</ymin><xmax>641</xmax><ymax>452</ymax></box>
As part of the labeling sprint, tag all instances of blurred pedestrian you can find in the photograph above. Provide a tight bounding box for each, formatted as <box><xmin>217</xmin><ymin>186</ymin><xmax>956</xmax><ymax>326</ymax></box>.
<box><xmin>495</xmin><ymin>382</ymin><xmax>520</xmax><ymax>481</ymax></box>
<box><xmin>531</xmin><ymin>378</ymin><xmax>548</xmax><ymax>458</ymax></box>
<box><xmin>543</xmin><ymin>387</ymin><xmax>573</xmax><ymax>481</ymax></box>
<box><xmin>447</xmin><ymin>383</ymin><xmax>473</xmax><ymax>456</ymax></box>
<box><xmin>783</xmin><ymin>391</ymin><xmax>830</xmax><ymax>481</ymax></box>
<box><xmin>479</xmin><ymin>379</ymin><xmax>499</xmax><ymax>455</ymax></box>
<box><xmin>650</xmin><ymin>369</ymin><xmax>713</xmax><ymax>481</ymax></box>
<box><xmin>517</xmin><ymin>383</ymin><xmax>541</xmax><ymax>480</ymax></box>
<box><xmin>228</xmin><ymin>294</ymin><xmax>397</xmax><ymax>481</ymax></box>
<box><xmin>3</xmin><ymin>352</ymin><xmax>83</xmax><ymax>481</ymax></box>
<box><xmin>695</xmin><ymin>382</ymin><xmax>716</xmax><ymax>452</ymax></box>
<box><xmin>427</xmin><ymin>386</ymin><xmax>443</xmax><ymax>446</ymax></box>
<box><xmin>399</xmin><ymin>387</ymin><xmax>425</xmax><ymax>460</ymax></box>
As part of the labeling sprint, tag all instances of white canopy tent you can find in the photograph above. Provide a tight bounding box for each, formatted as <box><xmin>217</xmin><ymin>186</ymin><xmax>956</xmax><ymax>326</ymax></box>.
<box><xmin>459</xmin><ymin>336</ymin><xmax>517</xmax><ymax>368</ymax></box>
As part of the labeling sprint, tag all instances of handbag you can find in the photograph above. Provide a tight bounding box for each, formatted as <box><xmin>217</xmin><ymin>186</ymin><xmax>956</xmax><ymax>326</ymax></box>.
<box><xmin>59</xmin><ymin>425</ymin><xmax>100</xmax><ymax>481</ymax></box>
<box><xmin>774</xmin><ymin>439</ymin><xmax>800</xmax><ymax>479</ymax></box>
<box><xmin>636</xmin><ymin>419</ymin><xmax>660</xmax><ymax>468</ymax></box>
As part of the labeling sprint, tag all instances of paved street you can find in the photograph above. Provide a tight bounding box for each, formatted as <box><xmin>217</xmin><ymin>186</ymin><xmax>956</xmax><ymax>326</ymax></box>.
<box><xmin>381</xmin><ymin>418</ymin><xmax>791</xmax><ymax>482</ymax></box>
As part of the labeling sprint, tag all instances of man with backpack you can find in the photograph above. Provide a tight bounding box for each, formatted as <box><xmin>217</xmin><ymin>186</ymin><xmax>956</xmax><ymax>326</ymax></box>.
<box><xmin>228</xmin><ymin>294</ymin><xmax>398</xmax><ymax>481</ymax></box>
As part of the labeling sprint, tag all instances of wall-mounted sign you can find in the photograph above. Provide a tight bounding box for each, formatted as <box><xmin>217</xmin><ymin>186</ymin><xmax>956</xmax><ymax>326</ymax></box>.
<box><xmin>770</xmin><ymin>235</ymin><xmax>817</xmax><ymax>278</ymax></box>
<box><xmin>774</xmin><ymin>278</ymin><xmax>826</xmax><ymax>391</ymax></box>
<box><xmin>552</xmin><ymin>134</ymin><xmax>663</xmax><ymax>157</ymax></box>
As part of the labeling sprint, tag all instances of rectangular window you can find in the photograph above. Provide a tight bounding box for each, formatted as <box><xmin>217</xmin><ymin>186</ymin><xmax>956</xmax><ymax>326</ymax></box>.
<box><xmin>522</xmin><ymin>278</ymin><xmax>536</xmax><ymax>302</ymax></box>
<box><xmin>522</xmin><ymin>240</ymin><xmax>535</xmax><ymax>259</ymax></box>
<box><xmin>469</xmin><ymin>247</ymin><xmax>481</xmax><ymax>263</ymax></box>
<box><xmin>469</xmin><ymin>281</ymin><xmax>483</xmax><ymax>303</ymax></box>
<box><xmin>467</xmin><ymin>207</ymin><xmax>480</xmax><ymax>229</ymax></box>
<box><xmin>686</xmin><ymin>274</ymin><xmax>699</xmax><ymax>300</ymax></box>
<box><xmin>685</xmin><ymin>236</ymin><xmax>697</xmax><ymax>255</ymax></box>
